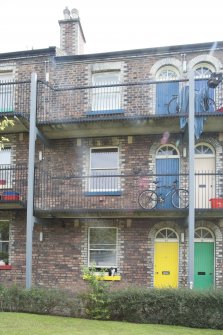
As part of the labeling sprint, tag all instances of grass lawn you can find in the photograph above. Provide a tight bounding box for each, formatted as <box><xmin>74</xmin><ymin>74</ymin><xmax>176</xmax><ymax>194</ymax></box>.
<box><xmin>0</xmin><ymin>313</ymin><xmax>222</xmax><ymax>335</ymax></box>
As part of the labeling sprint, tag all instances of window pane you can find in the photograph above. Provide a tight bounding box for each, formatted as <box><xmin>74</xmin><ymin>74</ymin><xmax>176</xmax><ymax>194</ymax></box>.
<box><xmin>0</xmin><ymin>221</ymin><xmax>9</xmax><ymax>263</ymax></box>
<box><xmin>90</xmin><ymin>228</ymin><xmax>116</xmax><ymax>245</ymax></box>
<box><xmin>91</xmin><ymin>148</ymin><xmax>118</xmax><ymax>169</ymax></box>
<box><xmin>89</xmin><ymin>228</ymin><xmax>117</xmax><ymax>267</ymax></box>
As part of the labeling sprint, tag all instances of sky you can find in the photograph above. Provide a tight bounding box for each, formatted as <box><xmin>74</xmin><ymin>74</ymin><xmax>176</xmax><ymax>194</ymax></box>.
<box><xmin>0</xmin><ymin>0</ymin><xmax>223</xmax><ymax>55</ymax></box>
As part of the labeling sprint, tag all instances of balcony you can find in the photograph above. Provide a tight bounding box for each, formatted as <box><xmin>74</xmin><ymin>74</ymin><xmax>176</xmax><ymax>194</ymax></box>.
<box><xmin>0</xmin><ymin>80</ymin><xmax>31</xmax><ymax>133</ymax></box>
<box><xmin>36</xmin><ymin>79</ymin><xmax>223</xmax><ymax>138</ymax></box>
<box><xmin>34</xmin><ymin>171</ymin><xmax>223</xmax><ymax>219</ymax></box>
<box><xmin>0</xmin><ymin>165</ymin><xmax>27</xmax><ymax>209</ymax></box>
<box><xmin>0</xmin><ymin>79</ymin><xmax>223</xmax><ymax>137</ymax></box>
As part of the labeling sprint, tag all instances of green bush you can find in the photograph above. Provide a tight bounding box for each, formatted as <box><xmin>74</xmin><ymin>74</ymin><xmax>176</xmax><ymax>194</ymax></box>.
<box><xmin>108</xmin><ymin>287</ymin><xmax>223</xmax><ymax>329</ymax></box>
<box><xmin>81</xmin><ymin>267</ymin><xmax>111</xmax><ymax>320</ymax></box>
<box><xmin>0</xmin><ymin>285</ymin><xmax>82</xmax><ymax>317</ymax></box>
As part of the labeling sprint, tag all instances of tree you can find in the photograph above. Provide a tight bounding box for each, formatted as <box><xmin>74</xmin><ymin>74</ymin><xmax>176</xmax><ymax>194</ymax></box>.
<box><xmin>0</xmin><ymin>117</ymin><xmax>14</xmax><ymax>149</ymax></box>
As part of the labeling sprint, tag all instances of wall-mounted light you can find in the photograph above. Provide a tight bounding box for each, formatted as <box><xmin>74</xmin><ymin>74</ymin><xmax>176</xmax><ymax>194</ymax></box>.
<box><xmin>183</xmin><ymin>147</ymin><xmax>187</xmax><ymax>158</ymax></box>
<box><xmin>180</xmin><ymin>232</ymin><xmax>185</xmax><ymax>243</ymax></box>
<box><xmin>39</xmin><ymin>151</ymin><xmax>43</xmax><ymax>161</ymax></box>
<box><xmin>39</xmin><ymin>231</ymin><xmax>43</xmax><ymax>242</ymax></box>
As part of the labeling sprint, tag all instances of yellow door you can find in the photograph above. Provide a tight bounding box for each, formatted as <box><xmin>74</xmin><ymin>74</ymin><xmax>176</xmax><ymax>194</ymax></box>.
<box><xmin>154</xmin><ymin>242</ymin><xmax>179</xmax><ymax>288</ymax></box>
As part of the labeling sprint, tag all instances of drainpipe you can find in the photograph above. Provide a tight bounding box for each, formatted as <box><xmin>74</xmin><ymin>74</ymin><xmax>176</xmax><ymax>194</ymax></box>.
<box><xmin>188</xmin><ymin>70</ymin><xmax>195</xmax><ymax>288</ymax></box>
<box><xmin>26</xmin><ymin>73</ymin><xmax>37</xmax><ymax>289</ymax></box>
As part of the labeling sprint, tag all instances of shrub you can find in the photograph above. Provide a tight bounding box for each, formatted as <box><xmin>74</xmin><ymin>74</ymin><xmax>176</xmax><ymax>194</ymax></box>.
<box><xmin>81</xmin><ymin>267</ymin><xmax>111</xmax><ymax>320</ymax></box>
<box><xmin>108</xmin><ymin>287</ymin><xmax>223</xmax><ymax>329</ymax></box>
<box><xmin>0</xmin><ymin>285</ymin><xmax>82</xmax><ymax>317</ymax></box>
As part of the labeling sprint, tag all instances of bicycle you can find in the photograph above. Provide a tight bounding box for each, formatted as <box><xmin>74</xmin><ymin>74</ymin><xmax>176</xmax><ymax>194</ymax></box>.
<box><xmin>138</xmin><ymin>179</ymin><xmax>189</xmax><ymax>209</ymax></box>
<box><xmin>168</xmin><ymin>86</ymin><xmax>216</xmax><ymax>114</ymax></box>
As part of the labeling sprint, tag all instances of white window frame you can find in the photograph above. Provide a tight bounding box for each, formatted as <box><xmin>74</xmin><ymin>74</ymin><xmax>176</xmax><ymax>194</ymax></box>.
<box><xmin>89</xmin><ymin>147</ymin><xmax>120</xmax><ymax>192</ymax></box>
<box><xmin>0</xmin><ymin>147</ymin><xmax>12</xmax><ymax>189</ymax></box>
<box><xmin>0</xmin><ymin>221</ymin><xmax>10</xmax><ymax>264</ymax></box>
<box><xmin>91</xmin><ymin>71</ymin><xmax>121</xmax><ymax>111</ymax></box>
<box><xmin>88</xmin><ymin>227</ymin><xmax>118</xmax><ymax>268</ymax></box>
<box><xmin>0</xmin><ymin>72</ymin><xmax>14</xmax><ymax>112</ymax></box>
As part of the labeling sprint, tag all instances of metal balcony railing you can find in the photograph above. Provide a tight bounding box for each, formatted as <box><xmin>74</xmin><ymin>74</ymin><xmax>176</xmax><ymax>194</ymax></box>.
<box><xmin>34</xmin><ymin>171</ymin><xmax>223</xmax><ymax>211</ymax></box>
<box><xmin>36</xmin><ymin>79</ymin><xmax>223</xmax><ymax>123</ymax></box>
<box><xmin>0</xmin><ymin>165</ymin><xmax>28</xmax><ymax>203</ymax></box>
<box><xmin>0</xmin><ymin>79</ymin><xmax>223</xmax><ymax>122</ymax></box>
<box><xmin>0</xmin><ymin>81</ymin><xmax>30</xmax><ymax>117</ymax></box>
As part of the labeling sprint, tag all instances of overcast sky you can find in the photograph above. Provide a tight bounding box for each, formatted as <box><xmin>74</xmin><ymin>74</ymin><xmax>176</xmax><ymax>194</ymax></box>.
<box><xmin>0</xmin><ymin>0</ymin><xmax>223</xmax><ymax>54</ymax></box>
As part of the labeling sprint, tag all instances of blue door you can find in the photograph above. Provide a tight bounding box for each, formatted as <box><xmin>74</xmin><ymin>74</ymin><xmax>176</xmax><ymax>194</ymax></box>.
<box><xmin>156</xmin><ymin>82</ymin><xmax>179</xmax><ymax>115</ymax></box>
<box><xmin>156</xmin><ymin>156</ymin><xmax>179</xmax><ymax>209</ymax></box>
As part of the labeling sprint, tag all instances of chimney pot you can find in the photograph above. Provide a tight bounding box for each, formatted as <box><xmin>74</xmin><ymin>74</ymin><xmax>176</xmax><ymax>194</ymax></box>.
<box><xmin>70</xmin><ymin>8</ymin><xmax>79</xmax><ymax>19</ymax></box>
<box><xmin>63</xmin><ymin>7</ymin><xmax>70</xmax><ymax>20</ymax></box>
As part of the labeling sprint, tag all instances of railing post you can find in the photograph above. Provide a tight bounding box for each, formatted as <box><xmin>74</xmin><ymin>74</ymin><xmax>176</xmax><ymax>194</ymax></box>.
<box><xmin>188</xmin><ymin>70</ymin><xmax>195</xmax><ymax>289</ymax></box>
<box><xmin>26</xmin><ymin>73</ymin><xmax>37</xmax><ymax>289</ymax></box>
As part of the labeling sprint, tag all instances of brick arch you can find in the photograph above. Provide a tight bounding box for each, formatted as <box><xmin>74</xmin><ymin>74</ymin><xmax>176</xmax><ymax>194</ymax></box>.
<box><xmin>188</xmin><ymin>54</ymin><xmax>222</xmax><ymax>72</ymax></box>
<box><xmin>195</xmin><ymin>220</ymin><xmax>222</xmax><ymax>241</ymax></box>
<box><xmin>196</xmin><ymin>135</ymin><xmax>223</xmax><ymax>172</ymax></box>
<box><xmin>150</xmin><ymin>58</ymin><xmax>182</xmax><ymax>78</ymax></box>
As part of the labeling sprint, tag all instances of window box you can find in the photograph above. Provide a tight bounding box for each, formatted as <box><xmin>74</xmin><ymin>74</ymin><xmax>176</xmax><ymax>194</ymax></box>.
<box><xmin>0</xmin><ymin>264</ymin><xmax>12</xmax><ymax>270</ymax></box>
<box><xmin>83</xmin><ymin>274</ymin><xmax>121</xmax><ymax>281</ymax></box>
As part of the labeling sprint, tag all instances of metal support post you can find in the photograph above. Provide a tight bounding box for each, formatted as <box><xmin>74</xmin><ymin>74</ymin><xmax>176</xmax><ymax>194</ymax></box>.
<box><xmin>26</xmin><ymin>73</ymin><xmax>37</xmax><ymax>289</ymax></box>
<box><xmin>188</xmin><ymin>70</ymin><xmax>195</xmax><ymax>289</ymax></box>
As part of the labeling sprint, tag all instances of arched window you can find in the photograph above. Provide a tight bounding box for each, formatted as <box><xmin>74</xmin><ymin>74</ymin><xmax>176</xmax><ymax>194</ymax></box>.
<box><xmin>156</xmin><ymin>145</ymin><xmax>179</xmax><ymax>158</ymax></box>
<box><xmin>195</xmin><ymin>143</ymin><xmax>215</xmax><ymax>156</ymax></box>
<box><xmin>155</xmin><ymin>228</ymin><xmax>178</xmax><ymax>242</ymax></box>
<box><xmin>156</xmin><ymin>66</ymin><xmax>179</xmax><ymax>115</ymax></box>
<box><xmin>194</xmin><ymin>63</ymin><xmax>215</xmax><ymax>101</ymax></box>
<box><xmin>195</xmin><ymin>227</ymin><xmax>214</xmax><ymax>242</ymax></box>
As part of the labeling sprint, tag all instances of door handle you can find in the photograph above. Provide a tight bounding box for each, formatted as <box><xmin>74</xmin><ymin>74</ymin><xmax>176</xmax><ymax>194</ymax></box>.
<box><xmin>155</xmin><ymin>272</ymin><xmax>159</xmax><ymax>274</ymax></box>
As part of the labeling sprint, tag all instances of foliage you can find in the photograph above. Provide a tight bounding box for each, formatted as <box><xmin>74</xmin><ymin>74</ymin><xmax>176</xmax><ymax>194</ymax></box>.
<box><xmin>0</xmin><ymin>117</ymin><xmax>14</xmax><ymax>149</ymax></box>
<box><xmin>108</xmin><ymin>287</ymin><xmax>223</xmax><ymax>329</ymax></box>
<box><xmin>0</xmin><ymin>285</ymin><xmax>82</xmax><ymax>317</ymax></box>
<box><xmin>82</xmin><ymin>267</ymin><xmax>111</xmax><ymax>320</ymax></box>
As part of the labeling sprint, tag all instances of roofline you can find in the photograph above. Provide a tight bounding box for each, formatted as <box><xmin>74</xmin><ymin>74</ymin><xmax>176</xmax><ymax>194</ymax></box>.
<box><xmin>0</xmin><ymin>46</ymin><xmax>57</xmax><ymax>60</ymax></box>
<box><xmin>55</xmin><ymin>41</ymin><xmax>223</xmax><ymax>62</ymax></box>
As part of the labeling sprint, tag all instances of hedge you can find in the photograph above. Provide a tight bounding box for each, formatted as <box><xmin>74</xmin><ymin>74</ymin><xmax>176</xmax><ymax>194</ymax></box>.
<box><xmin>1</xmin><ymin>285</ymin><xmax>223</xmax><ymax>329</ymax></box>
<box><xmin>108</xmin><ymin>287</ymin><xmax>223</xmax><ymax>329</ymax></box>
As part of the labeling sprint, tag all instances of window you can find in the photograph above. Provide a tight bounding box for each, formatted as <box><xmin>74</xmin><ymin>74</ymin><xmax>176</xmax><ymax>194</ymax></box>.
<box><xmin>90</xmin><ymin>147</ymin><xmax>120</xmax><ymax>193</ymax></box>
<box><xmin>91</xmin><ymin>71</ymin><xmax>121</xmax><ymax>112</ymax></box>
<box><xmin>0</xmin><ymin>221</ymin><xmax>9</xmax><ymax>264</ymax></box>
<box><xmin>0</xmin><ymin>148</ymin><xmax>11</xmax><ymax>188</ymax></box>
<box><xmin>88</xmin><ymin>227</ymin><xmax>117</xmax><ymax>268</ymax></box>
<box><xmin>0</xmin><ymin>72</ymin><xmax>14</xmax><ymax>112</ymax></box>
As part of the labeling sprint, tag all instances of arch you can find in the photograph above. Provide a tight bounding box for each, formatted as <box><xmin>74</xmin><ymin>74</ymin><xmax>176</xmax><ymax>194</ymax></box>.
<box><xmin>195</xmin><ymin>142</ymin><xmax>215</xmax><ymax>156</ymax></box>
<box><xmin>188</xmin><ymin>54</ymin><xmax>222</xmax><ymax>73</ymax></box>
<box><xmin>195</xmin><ymin>227</ymin><xmax>215</xmax><ymax>242</ymax></box>
<box><xmin>155</xmin><ymin>228</ymin><xmax>178</xmax><ymax>242</ymax></box>
<box><xmin>150</xmin><ymin>58</ymin><xmax>182</xmax><ymax>78</ymax></box>
<box><xmin>156</xmin><ymin>144</ymin><xmax>180</xmax><ymax>158</ymax></box>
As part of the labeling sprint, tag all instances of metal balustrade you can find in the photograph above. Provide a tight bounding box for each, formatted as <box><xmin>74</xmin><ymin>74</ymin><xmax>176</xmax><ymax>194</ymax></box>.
<box><xmin>0</xmin><ymin>81</ymin><xmax>30</xmax><ymax>117</ymax></box>
<box><xmin>0</xmin><ymin>166</ymin><xmax>221</xmax><ymax>211</ymax></box>
<box><xmin>34</xmin><ymin>171</ymin><xmax>223</xmax><ymax>211</ymax></box>
<box><xmin>36</xmin><ymin>79</ymin><xmax>223</xmax><ymax>122</ymax></box>
<box><xmin>0</xmin><ymin>79</ymin><xmax>222</xmax><ymax>122</ymax></box>
<box><xmin>0</xmin><ymin>165</ymin><xmax>28</xmax><ymax>203</ymax></box>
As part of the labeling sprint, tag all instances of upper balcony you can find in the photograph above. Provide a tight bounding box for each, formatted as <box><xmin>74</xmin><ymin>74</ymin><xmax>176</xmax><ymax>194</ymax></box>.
<box><xmin>1</xmin><ymin>78</ymin><xmax>223</xmax><ymax>138</ymax></box>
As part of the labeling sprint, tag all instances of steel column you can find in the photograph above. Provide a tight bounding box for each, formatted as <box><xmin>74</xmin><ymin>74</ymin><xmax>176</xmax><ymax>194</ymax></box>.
<box><xmin>188</xmin><ymin>70</ymin><xmax>195</xmax><ymax>288</ymax></box>
<box><xmin>26</xmin><ymin>73</ymin><xmax>37</xmax><ymax>289</ymax></box>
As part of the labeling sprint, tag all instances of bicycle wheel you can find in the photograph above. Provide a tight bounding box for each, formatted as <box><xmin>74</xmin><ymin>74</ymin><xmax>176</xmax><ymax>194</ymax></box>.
<box><xmin>171</xmin><ymin>189</ymin><xmax>189</xmax><ymax>209</ymax></box>
<box><xmin>201</xmin><ymin>97</ymin><xmax>216</xmax><ymax>112</ymax></box>
<box><xmin>168</xmin><ymin>96</ymin><xmax>180</xmax><ymax>114</ymax></box>
<box><xmin>138</xmin><ymin>190</ymin><xmax>158</xmax><ymax>209</ymax></box>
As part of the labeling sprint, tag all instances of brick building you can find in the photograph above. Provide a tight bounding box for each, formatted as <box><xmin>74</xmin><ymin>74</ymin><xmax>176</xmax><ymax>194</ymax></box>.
<box><xmin>0</xmin><ymin>7</ymin><xmax>223</xmax><ymax>291</ymax></box>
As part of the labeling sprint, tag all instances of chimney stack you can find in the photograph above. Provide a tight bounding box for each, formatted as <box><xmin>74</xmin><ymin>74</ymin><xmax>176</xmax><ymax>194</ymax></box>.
<box><xmin>59</xmin><ymin>7</ymin><xmax>86</xmax><ymax>55</ymax></box>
